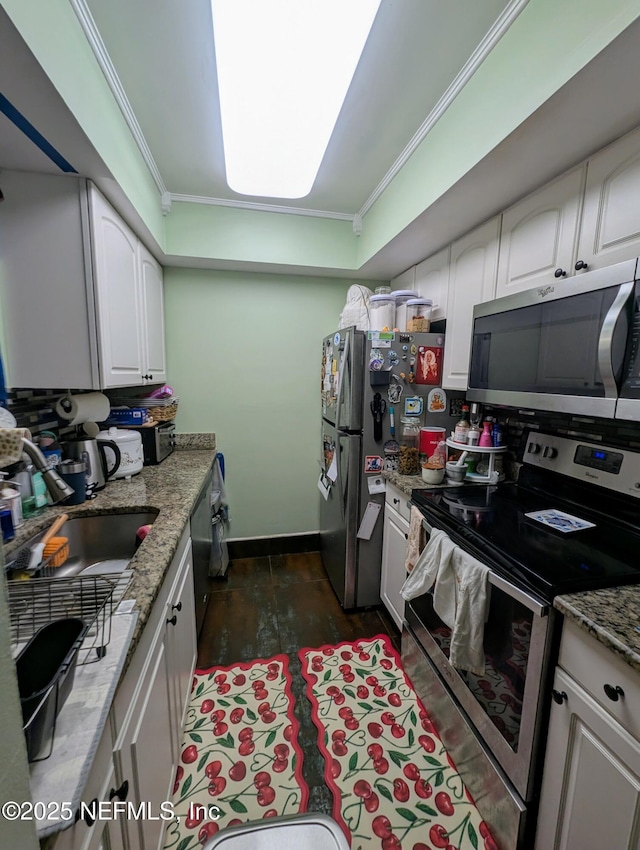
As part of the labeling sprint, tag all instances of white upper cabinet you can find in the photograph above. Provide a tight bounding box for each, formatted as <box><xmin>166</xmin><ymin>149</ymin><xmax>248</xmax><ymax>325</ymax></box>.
<box><xmin>390</xmin><ymin>266</ymin><xmax>416</xmax><ymax>291</ymax></box>
<box><xmin>577</xmin><ymin>125</ymin><xmax>640</xmax><ymax>271</ymax></box>
<box><xmin>138</xmin><ymin>241</ymin><xmax>167</xmax><ymax>385</ymax></box>
<box><xmin>414</xmin><ymin>246</ymin><xmax>450</xmax><ymax>320</ymax></box>
<box><xmin>442</xmin><ymin>218</ymin><xmax>500</xmax><ymax>390</ymax></box>
<box><xmin>89</xmin><ymin>187</ymin><xmax>144</xmax><ymax>388</ymax></box>
<box><xmin>495</xmin><ymin>168</ymin><xmax>585</xmax><ymax>298</ymax></box>
<box><xmin>0</xmin><ymin>172</ymin><xmax>166</xmax><ymax>391</ymax></box>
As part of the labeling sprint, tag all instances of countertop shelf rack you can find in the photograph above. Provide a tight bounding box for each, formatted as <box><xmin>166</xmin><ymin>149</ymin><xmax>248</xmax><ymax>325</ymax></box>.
<box><xmin>446</xmin><ymin>437</ymin><xmax>507</xmax><ymax>483</ymax></box>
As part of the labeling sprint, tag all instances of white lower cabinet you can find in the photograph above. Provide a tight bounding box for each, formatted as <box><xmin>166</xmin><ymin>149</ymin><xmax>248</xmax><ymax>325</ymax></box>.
<box><xmin>53</xmin><ymin>528</ymin><xmax>197</xmax><ymax>850</ymax></box>
<box><xmin>534</xmin><ymin>620</ymin><xmax>640</xmax><ymax>850</ymax></box>
<box><xmin>381</xmin><ymin>484</ymin><xmax>411</xmax><ymax>630</ymax></box>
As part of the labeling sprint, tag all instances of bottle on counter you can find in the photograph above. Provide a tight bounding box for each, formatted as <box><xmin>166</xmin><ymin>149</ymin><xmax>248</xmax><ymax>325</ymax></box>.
<box><xmin>0</xmin><ymin>493</ymin><xmax>14</xmax><ymax>542</ymax></box>
<box><xmin>453</xmin><ymin>405</ymin><xmax>470</xmax><ymax>444</ymax></box>
<box><xmin>492</xmin><ymin>421</ymin><xmax>504</xmax><ymax>447</ymax></box>
<box><xmin>479</xmin><ymin>421</ymin><xmax>494</xmax><ymax>447</ymax></box>
<box><xmin>467</xmin><ymin>421</ymin><xmax>481</xmax><ymax>446</ymax></box>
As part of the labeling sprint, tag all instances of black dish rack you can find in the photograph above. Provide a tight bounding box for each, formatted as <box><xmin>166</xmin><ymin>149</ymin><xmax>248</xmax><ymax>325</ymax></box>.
<box><xmin>7</xmin><ymin>571</ymin><xmax>132</xmax><ymax>761</ymax></box>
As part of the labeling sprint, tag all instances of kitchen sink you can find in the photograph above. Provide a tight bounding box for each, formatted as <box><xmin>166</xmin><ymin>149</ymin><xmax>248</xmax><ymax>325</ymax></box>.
<box><xmin>13</xmin><ymin>511</ymin><xmax>158</xmax><ymax>579</ymax></box>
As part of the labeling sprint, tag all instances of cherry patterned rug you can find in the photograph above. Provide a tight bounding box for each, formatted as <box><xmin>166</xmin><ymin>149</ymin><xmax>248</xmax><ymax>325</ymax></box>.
<box><xmin>163</xmin><ymin>654</ymin><xmax>308</xmax><ymax>850</ymax></box>
<box><xmin>299</xmin><ymin>635</ymin><xmax>497</xmax><ymax>850</ymax></box>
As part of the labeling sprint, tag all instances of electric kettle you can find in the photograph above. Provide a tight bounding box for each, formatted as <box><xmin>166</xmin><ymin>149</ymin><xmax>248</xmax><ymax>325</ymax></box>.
<box><xmin>63</xmin><ymin>437</ymin><xmax>121</xmax><ymax>494</ymax></box>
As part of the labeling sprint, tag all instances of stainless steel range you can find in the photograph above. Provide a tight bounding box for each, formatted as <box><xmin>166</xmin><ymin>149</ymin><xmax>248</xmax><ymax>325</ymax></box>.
<box><xmin>402</xmin><ymin>431</ymin><xmax>640</xmax><ymax>850</ymax></box>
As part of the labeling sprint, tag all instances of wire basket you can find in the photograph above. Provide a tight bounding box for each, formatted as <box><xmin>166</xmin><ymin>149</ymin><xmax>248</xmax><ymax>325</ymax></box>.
<box><xmin>7</xmin><ymin>571</ymin><xmax>132</xmax><ymax>665</ymax></box>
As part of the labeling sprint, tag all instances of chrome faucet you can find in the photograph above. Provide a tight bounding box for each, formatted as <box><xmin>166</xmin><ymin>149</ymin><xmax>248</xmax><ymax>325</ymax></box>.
<box><xmin>21</xmin><ymin>438</ymin><xmax>75</xmax><ymax>504</ymax></box>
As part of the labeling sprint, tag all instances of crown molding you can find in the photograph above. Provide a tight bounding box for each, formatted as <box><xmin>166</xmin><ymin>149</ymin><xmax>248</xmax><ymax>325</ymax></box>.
<box><xmin>357</xmin><ymin>0</ymin><xmax>531</xmax><ymax>219</ymax></box>
<box><xmin>169</xmin><ymin>193</ymin><xmax>354</xmax><ymax>221</ymax></box>
<box><xmin>70</xmin><ymin>0</ymin><xmax>528</xmax><ymax>227</ymax></box>
<box><xmin>69</xmin><ymin>0</ymin><xmax>167</xmax><ymax>196</ymax></box>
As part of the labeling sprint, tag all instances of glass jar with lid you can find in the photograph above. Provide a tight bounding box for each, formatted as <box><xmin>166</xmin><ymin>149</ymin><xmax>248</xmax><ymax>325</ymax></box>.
<box><xmin>406</xmin><ymin>298</ymin><xmax>433</xmax><ymax>332</ymax></box>
<box><xmin>399</xmin><ymin>416</ymin><xmax>421</xmax><ymax>475</ymax></box>
<box><xmin>390</xmin><ymin>289</ymin><xmax>419</xmax><ymax>331</ymax></box>
<box><xmin>369</xmin><ymin>294</ymin><xmax>396</xmax><ymax>331</ymax></box>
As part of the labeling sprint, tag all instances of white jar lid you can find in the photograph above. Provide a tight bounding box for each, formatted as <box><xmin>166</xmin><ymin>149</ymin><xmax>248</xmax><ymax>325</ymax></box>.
<box><xmin>406</xmin><ymin>298</ymin><xmax>433</xmax><ymax>305</ymax></box>
<box><xmin>370</xmin><ymin>294</ymin><xmax>395</xmax><ymax>302</ymax></box>
<box><xmin>390</xmin><ymin>290</ymin><xmax>419</xmax><ymax>299</ymax></box>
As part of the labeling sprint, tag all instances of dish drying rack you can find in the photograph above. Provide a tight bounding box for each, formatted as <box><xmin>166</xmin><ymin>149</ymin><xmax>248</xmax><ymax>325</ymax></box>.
<box><xmin>7</xmin><ymin>570</ymin><xmax>133</xmax><ymax>665</ymax></box>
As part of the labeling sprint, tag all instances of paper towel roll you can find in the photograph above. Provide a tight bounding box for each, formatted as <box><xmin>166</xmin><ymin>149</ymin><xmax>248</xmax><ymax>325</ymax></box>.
<box><xmin>56</xmin><ymin>392</ymin><xmax>110</xmax><ymax>426</ymax></box>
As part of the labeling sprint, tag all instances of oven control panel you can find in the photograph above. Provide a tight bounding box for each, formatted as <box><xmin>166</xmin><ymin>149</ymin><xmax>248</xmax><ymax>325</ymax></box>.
<box><xmin>523</xmin><ymin>432</ymin><xmax>640</xmax><ymax>496</ymax></box>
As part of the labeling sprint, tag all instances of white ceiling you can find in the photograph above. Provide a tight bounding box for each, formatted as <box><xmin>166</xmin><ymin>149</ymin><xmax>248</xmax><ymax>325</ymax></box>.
<box><xmin>2</xmin><ymin>2</ymin><xmax>640</xmax><ymax>279</ymax></box>
<box><xmin>81</xmin><ymin>0</ymin><xmax>513</xmax><ymax>215</ymax></box>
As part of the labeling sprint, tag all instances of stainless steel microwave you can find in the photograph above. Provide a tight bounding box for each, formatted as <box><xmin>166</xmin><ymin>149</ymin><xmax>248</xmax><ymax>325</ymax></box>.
<box><xmin>467</xmin><ymin>258</ymin><xmax>640</xmax><ymax>420</ymax></box>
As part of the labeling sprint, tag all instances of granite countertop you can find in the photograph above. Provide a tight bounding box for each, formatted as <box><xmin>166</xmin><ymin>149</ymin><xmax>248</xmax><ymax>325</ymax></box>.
<box><xmin>4</xmin><ymin>433</ymin><xmax>217</xmax><ymax>659</ymax></box>
<box><xmin>383</xmin><ymin>469</ymin><xmax>444</xmax><ymax>496</ymax></box>
<box><xmin>555</xmin><ymin>586</ymin><xmax>640</xmax><ymax>675</ymax></box>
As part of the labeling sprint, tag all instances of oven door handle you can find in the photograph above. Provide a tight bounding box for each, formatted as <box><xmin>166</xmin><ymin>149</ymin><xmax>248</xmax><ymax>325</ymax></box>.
<box><xmin>420</xmin><ymin>518</ymin><xmax>548</xmax><ymax>616</ymax></box>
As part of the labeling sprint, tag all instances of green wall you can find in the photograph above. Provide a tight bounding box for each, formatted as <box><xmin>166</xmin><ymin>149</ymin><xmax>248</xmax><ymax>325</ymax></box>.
<box><xmin>164</xmin><ymin>268</ymin><xmax>363</xmax><ymax>539</ymax></box>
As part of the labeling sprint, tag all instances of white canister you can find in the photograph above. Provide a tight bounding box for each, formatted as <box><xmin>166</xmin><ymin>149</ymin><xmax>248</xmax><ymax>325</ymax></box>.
<box><xmin>98</xmin><ymin>427</ymin><xmax>143</xmax><ymax>478</ymax></box>
<box><xmin>369</xmin><ymin>294</ymin><xmax>396</xmax><ymax>331</ymax></box>
<box><xmin>390</xmin><ymin>289</ymin><xmax>419</xmax><ymax>331</ymax></box>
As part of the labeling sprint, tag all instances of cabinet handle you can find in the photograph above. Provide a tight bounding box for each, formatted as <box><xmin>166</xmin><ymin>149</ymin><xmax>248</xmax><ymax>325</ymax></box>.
<box><xmin>172</xmin><ymin>601</ymin><xmax>182</xmax><ymax>612</ymax></box>
<box><xmin>552</xmin><ymin>689</ymin><xmax>568</xmax><ymax>704</ymax></box>
<box><xmin>393</xmin><ymin>498</ymin><xmax>399</xmax><ymax>505</ymax></box>
<box><xmin>603</xmin><ymin>683</ymin><xmax>624</xmax><ymax>702</ymax></box>
<box><xmin>109</xmin><ymin>780</ymin><xmax>129</xmax><ymax>802</ymax></box>
<box><xmin>142</xmin><ymin>373</ymin><xmax>154</xmax><ymax>381</ymax></box>
<box><xmin>554</xmin><ymin>268</ymin><xmax>567</xmax><ymax>278</ymax></box>
<box><xmin>167</xmin><ymin>615</ymin><xmax>177</xmax><ymax>626</ymax></box>
<box><xmin>574</xmin><ymin>259</ymin><xmax>589</xmax><ymax>271</ymax></box>
<box><xmin>404</xmin><ymin>533</ymin><xmax>408</xmax><ymax>540</ymax></box>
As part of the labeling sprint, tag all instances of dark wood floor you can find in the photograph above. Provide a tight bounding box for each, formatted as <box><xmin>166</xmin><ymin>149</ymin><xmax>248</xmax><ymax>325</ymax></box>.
<box><xmin>197</xmin><ymin>551</ymin><xmax>400</xmax><ymax>813</ymax></box>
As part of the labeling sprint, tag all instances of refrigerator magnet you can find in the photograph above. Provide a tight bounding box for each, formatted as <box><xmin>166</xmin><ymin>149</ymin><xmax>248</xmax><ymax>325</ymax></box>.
<box><xmin>416</xmin><ymin>346</ymin><xmax>442</xmax><ymax>385</ymax></box>
<box><xmin>427</xmin><ymin>387</ymin><xmax>447</xmax><ymax>413</ymax></box>
<box><xmin>365</xmin><ymin>455</ymin><xmax>384</xmax><ymax>473</ymax></box>
<box><xmin>404</xmin><ymin>396</ymin><xmax>423</xmax><ymax>415</ymax></box>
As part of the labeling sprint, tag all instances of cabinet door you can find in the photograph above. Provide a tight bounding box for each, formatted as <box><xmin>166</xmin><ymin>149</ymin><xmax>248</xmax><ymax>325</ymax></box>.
<box><xmin>138</xmin><ymin>243</ymin><xmax>167</xmax><ymax>384</ymax></box>
<box><xmin>495</xmin><ymin>168</ymin><xmax>584</xmax><ymax>297</ymax></box>
<box><xmin>578</xmin><ymin>125</ymin><xmax>640</xmax><ymax>271</ymax></box>
<box><xmin>442</xmin><ymin>218</ymin><xmax>500</xmax><ymax>390</ymax></box>
<box><xmin>166</xmin><ymin>540</ymin><xmax>197</xmax><ymax>763</ymax></box>
<box><xmin>534</xmin><ymin>668</ymin><xmax>640</xmax><ymax>850</ymax></box>
<box><xmin>89</xmin><ymin>187</ymin><xmax>144</xmax><ymax>388</ymax></box>
<box><xmin>113</xmin><ymin>619</ymin><xmax>174</xmax><ymax>850</ymax></box>
<box><xmin>381</xmin><ymin>503</ymin><xmax>409</xmax><ymax>630</ymax></box>
<box><xmin>414</xmin><ymin>247</ymin><xmax>450</xmax><ymax>321</ymax></box>
<box><xmin>391</xmin><ymin>266</ymin><xmax>416</xmax><ymax>291</ymax></box>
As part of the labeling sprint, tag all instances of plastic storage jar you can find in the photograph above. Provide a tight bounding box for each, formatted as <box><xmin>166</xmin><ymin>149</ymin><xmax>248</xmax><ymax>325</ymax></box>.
<box><xmin>399</xmin><ymin>416</ymin><xmax>421</xmax><ymax>475</ymax></box>
<box><xmin>390</xmin><ymin>289</ymin><xmax>419</xmax><ymax>331</ymax></box>
<box><xmin>369</xmin><ymin>294</ymin><xmax>396</xmax><ymax>331</ymax></box>
<box><xmin>406</xmin><ymin>298</ymin><xmax>433</xmax><ymax>332</ymax></box>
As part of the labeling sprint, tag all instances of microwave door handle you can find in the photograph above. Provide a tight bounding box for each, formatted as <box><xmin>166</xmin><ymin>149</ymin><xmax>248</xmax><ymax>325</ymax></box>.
<box><xmin>420</xmin><ymin>518</ymin><xmax>547</xmax><ymax>615</ymax></box>
<box><xmin>335</xmin><ymin>332</ymin><xmax>350</xmax><ymax>431</ymax></box>
<box><xmin>598</xmin><ymin>281</ymin><xmax>634</xmax><ymax>398</ymax></box>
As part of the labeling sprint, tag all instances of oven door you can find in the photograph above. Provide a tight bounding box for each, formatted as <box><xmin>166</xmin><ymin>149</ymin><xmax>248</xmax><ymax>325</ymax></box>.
<box><xmin>404</xmin><ymin>516</ymin><xmax>555</xmax><ymax>802</ymax></box>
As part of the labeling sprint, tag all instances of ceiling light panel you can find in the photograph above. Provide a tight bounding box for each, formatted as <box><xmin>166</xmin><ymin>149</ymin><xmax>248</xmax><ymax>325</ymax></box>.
<box><xmin>211</xmin><ymin>0</ymin><xmax>381</xmax><ymax>199</ymax></box>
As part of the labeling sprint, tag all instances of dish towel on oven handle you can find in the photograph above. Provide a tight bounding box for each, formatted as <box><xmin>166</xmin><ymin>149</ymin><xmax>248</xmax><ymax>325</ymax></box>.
<box><xmin>401</xmin><ymin>527</ymin><xmax>490</xmax><ymax>674</ymax></box>
<box><xmin>405</xmin><ymin>506</ymin><xmax>426</xmax><ymax>573</ymax></box>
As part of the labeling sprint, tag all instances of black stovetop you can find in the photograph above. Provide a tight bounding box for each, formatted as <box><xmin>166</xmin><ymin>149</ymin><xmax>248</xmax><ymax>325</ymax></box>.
<box><xmin>411</xmin><ymin>467</ymin><xmax>640</xmax><ymax>602</ymax></box>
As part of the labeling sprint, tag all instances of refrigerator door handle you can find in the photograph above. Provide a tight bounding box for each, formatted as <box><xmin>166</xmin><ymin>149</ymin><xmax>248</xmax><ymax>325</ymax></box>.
<box><xmin>337</xmin><ymin>435</ymin><xmax>348</xmax><ymax>521</ymax></box>
<box><xmin>335</xmin><ymin>331</ymin><xmax>350</xmax><ymax>431</ymax></box>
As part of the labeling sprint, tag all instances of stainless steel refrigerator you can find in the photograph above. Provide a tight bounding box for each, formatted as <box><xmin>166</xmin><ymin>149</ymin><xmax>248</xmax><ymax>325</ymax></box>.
<box><xmin>319</xmin><ymin>327</ymin><xmax>460</xmax><ymax>608</ymax></box>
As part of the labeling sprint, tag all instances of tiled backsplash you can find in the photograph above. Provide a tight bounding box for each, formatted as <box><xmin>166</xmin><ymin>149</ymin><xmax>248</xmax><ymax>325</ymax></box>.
<box><xmin>5</xmin><ymin>388</ymin><xmax>80</xmax><ymax>439</ymax></box>
<box><xmin>483</xmin><ymin>404</ymin><xmax>640</xmax><ymax>479</ymax></box>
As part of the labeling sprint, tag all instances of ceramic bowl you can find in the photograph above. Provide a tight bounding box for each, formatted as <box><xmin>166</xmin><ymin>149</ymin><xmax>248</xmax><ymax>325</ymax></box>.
<box><xmin>445</xmin><ymin>461</ymin><xmax>468</xmax><ymax>482</ymax></box>
<box><xmin>421</xmin><ymin>464</ymin><xmax>445</xmax><ymax>484</ymax></box>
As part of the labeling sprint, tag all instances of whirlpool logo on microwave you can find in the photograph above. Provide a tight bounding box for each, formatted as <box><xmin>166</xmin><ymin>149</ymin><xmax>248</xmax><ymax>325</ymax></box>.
<box><xmin>537</xmin><ymin>285</ymin><xmax>555</xmax><ymax>298</ymax></box>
